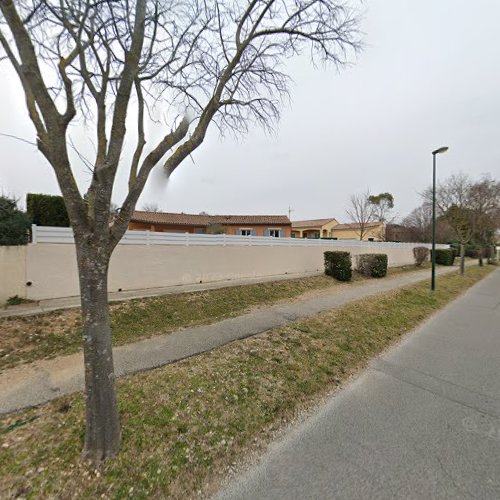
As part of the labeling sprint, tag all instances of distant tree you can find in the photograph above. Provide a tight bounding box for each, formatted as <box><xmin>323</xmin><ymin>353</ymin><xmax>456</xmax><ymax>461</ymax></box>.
<box><xmin>468</xmin><ymin>176</ymin><xmax>500</xmax><ymax>265</ymax></box>
<box><xmin>141</xmin><ymin>203</ymin><xmax>161</xmax><ymax>213</ymax></box>
<box><xmin>368</xmin><ymin>192</ymin><xmax>394</xmax><ymax>223</ymax></box>
<box><xmin>26</xmin><ymin>193</ymin><xmax>70</xmax><ymax>227</ymax></box>
<box><xmin>422</xmin><ymin>174</ymin><xmax>474</xmax><ymax>274</ymax></box>
<box><xmin>0</xmin><ymin>195</ymin><xmax>31</xmax><ymax>245</ymax></box>
<box><xmin>422</xmin><ymin>174</ymin><xmax>500</xmax><ymax>272</ymax></box>
<box><xmin>346</xmin><ymin>190</ymin><xmax>376</xmax><ymax>240</ymax></box>
<box><xmin>400</xmin><ymin>204</ymin><xmax>454</xmax><ymax>243</ymax></box>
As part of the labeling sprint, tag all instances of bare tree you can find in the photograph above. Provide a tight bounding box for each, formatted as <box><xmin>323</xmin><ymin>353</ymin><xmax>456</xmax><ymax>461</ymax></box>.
<box><xmin>141</xmin><ymin>203</ymin><xmax>161</xmax><ymax>213</ymax></box>
<box><xmin>422</xmin><ymin>174</ymin><xmax>474</xmax><ymax>275</ymax></box>
<box><xmin>0</xmin><ymin>0</ymin><xmax>361</xmax><ymax>461</ymax></box>
<box><xmin>468</xmin><ymin>176</ymin><xmax>500</xmax><ymax>265</ymax></box>
<box><xmin>346</xmin><ymin>190</ymin><xmax>376</xmax><ymax>240</ymax></box>
<box><xmin>401</xmin><ymin>203</ymin><xmax>454</xmax><ymax>243</ymax></box>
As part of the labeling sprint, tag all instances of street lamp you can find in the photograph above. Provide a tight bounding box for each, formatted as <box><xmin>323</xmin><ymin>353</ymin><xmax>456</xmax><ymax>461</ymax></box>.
<box><xmin>431</xmin><ymin>146</ymin><xmax>449</xmax><ymax>291</ymax></box>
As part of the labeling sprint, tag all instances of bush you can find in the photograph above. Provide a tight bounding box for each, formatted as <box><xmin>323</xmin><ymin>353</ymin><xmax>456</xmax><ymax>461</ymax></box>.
<box><xmin>26</xmin><ymin>193</ymin><xmax>70</xmax><ymax>227</ymax></box>
<box><xmin>433</xmin><ymin>248</ymin><xmax>455</xmax><ymax>266</ymax></box>
<box><xmin>413</xmin><ymin>246</ymin><xmax>429</xmax><ymax>267</ymax></box>
<box><xmin>356</xmin><ymin>253</ymin><xmax>388</xmax><ymax>278</ymax></box>
<box><xmin>324</xmin><ymin>251</ymin><xmax>352</xmax><ymax>281</ymax></box>
<box><xmin>6</xmin><ymin>295</ymin><xmax>33</xmax><ymax>306</ymax></box>
<box><xmin>0</xmin><ymin>196</ymin><xmax>31</xmax><ymax>246</ymax></box>
<box><xmin>487</xmin><ymin>257</ymin><xmax>499</xmax><ymax>266</ymax></box>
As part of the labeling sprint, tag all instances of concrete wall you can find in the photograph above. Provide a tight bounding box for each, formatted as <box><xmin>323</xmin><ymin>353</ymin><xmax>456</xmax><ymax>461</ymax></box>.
<box><xmin>19</xmin><ymin>242</ymin><xmax>418</xmax><ymax>301</ymax></box>
<box><xmin>0</xmin><ymin>246</ymin><xmax>27</xmax><ymax>303</ymax></box>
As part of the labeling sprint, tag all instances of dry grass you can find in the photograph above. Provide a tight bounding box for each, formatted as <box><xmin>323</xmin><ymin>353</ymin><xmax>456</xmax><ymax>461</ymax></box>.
<box><xmin>0</xmin><ymin>265</ymin><xmax>493</xmax><ymax>499</ymax></box>
<box><xmin>0</xmin><ymin>265</ymin><xmax>415</xmax><ymax>372</ymax></box>
<box><xmin>0</xmin><ymin>274</ymin><xmax>340</xmax><ymax>371</ymax></box>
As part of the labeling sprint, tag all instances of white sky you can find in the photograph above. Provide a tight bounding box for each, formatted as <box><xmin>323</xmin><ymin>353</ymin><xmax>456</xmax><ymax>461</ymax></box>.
<box><xmin>1</xmin><ymin>0</ymin><xmax>499</xmax><ymax>222</ymax></box>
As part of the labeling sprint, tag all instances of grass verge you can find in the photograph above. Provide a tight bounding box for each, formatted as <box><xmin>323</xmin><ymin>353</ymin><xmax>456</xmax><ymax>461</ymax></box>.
<box><xmin>0</xmin><ymin>265</ymin><xmax>418</xmax><ymax>371</ymax></box>
<box><xmin>0</xmin><ymin>265</ymin><xmax>494</xmax><ymax>499</ymax></box>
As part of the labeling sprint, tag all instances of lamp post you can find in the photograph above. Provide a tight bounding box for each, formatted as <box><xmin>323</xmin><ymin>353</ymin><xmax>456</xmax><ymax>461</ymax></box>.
<box><xmin>431</xmin><ymin>146</ymin><xmax>449</xmax><ymax>291</ymax></box>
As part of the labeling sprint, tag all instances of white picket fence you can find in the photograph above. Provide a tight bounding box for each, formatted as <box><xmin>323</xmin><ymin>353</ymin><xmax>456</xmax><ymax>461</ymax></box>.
<box><xmin>30</xmin><ymin>225</ymin><xmax>449</xmax><ymax>250</ymax></box>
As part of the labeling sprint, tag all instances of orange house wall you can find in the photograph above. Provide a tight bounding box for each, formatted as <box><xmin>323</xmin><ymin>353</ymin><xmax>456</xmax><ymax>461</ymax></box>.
<box><xmin>128</xmin><ymin>222</ymin><xmax>291</xmax><ymax>236</ymax></box>
<box><xmin>224</xmin><ymin>225</ymin><xmax>291</xmax><ymax>237</ymax></box>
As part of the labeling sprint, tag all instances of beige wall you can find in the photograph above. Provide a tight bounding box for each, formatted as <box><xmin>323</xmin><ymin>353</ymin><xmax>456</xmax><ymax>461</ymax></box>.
<box><xmin>20</xmin><ymin>242</ymin><xmax>418</xmax><ymax>301</ymax></box>
<box><xmin>26</xmin><ymin>244</ymin><xmax>79</xmax><ymax>300</ymax></box>
<box><xmin>0</xmin><ymin>246</ymin><xmax>27</xmax><ymax>304</ymax></box>
<box><xmin>332</xmin><ymin>225</ymin><xmax>385</xmax><ymax>241</ymax></box>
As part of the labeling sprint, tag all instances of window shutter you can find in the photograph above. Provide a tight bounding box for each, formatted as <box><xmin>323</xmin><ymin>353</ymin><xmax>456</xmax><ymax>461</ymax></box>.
<box><xmin>264</xmin><ymin>229</ymin><xmax>270</xmax><ymax>236</ymax></box>
<box><xmin>279</xmin><ymin>229</ymin><xmax>285</xmax><ymax>238</ymax></box>
<box><xmin>251</xmin><ymin>229</ymin><xmax>257</xmax><ymax>236</ymax></box>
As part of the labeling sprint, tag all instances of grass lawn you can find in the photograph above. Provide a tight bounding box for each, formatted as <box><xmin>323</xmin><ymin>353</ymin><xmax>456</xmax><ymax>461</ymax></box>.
<box><xmin>0</xmin><ymin>265</ymin><xmax>493</xmax><ymax>499</ymax></box>
<box><xmin>0</xmin><ymin>264</ymin><xmax>421</xmax><ymax>372</ymax></box>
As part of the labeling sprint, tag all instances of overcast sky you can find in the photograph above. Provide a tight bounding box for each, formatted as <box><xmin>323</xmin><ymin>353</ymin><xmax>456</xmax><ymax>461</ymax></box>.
<box><xmin>1</xmin><ymin>0</ymin><xmax>499</xmax><ymax>222</ymax></box>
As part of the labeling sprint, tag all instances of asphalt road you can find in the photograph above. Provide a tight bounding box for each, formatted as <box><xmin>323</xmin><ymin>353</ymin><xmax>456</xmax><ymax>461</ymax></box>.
<box><xmin>215</xmin><ymin>268</ymin><xmax>500</xmax><ymax>500</ymax></box>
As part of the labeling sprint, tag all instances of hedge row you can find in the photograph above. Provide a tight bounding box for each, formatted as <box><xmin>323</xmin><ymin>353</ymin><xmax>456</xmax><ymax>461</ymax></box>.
<box><xmin>433</xmin><ymin>249</ymin><xmax>455</xmax><ymax>266</ymax></box>
<box><xmin>356</xmin><ymin>254</ymin><xmax>388</xmax><ymax>278</ymax></box>
<box><xmin>324</xmin><ymin>251</ymin><xmax>352</xmax><ymax>281</ymax></box>
<box><xmin>324</xmin><ymin>251</ymin><xmax>388</xmax><ymax>281</ymax></box>
<box><xmin>26</xmin><ymin>193</ymin><xmax>70</xmax><ymax>227</ymax></box>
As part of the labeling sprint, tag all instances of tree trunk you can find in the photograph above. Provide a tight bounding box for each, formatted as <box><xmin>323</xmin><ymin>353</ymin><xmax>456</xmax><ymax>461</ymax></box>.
<box><xmin>460</xmin><ymin>243</ymin><xmax>465</xmax><ymax>275</ymax></box>
<box><xmin>76</xmin><ymin>241</ymin><xmax>121</xmax><ymax>462</ymax></box>
<box><xmin>478</xmin><ymin>247</ymin><xmax>484</xmax><ymax>267</ymax></box>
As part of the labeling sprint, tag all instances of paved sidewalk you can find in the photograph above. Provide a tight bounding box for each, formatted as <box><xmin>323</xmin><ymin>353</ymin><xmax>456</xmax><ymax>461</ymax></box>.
<box><xmin>215</xmin><ymin>268</ymin><xmax>500</xmax><ymax>500</ymax></box>
<box><xmin>0</xmin><ymin>271</ymin><xmax>322</xmax><ymax>318</ymax></box>
<box><xmin>0</xmin><ymin>266</ymin><xmax>463</xmax><ymax>415</ymax></box>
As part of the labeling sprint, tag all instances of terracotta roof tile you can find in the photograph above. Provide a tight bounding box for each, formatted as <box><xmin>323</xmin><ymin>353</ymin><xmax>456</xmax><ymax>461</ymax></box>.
<box><xmin>131</xmin><ymin>211</ymin><xmax>290</xmax><ymax>226</ymax></box>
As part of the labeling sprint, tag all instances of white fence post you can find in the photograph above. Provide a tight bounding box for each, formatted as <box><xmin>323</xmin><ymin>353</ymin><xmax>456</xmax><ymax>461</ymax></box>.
<box><xmin>31</xmin><ymin>224</ymin><xmax>37</xmax><ymax>244</ymax></box>
<box><xmin>146</xmin><ymin>230</ymin><xmax>150</xmax><ymax>246</ymax></box>
<box><xmin>185</xmin><ymin>232</ymin><xmax>190</xmax><ymax>247</ymax></box>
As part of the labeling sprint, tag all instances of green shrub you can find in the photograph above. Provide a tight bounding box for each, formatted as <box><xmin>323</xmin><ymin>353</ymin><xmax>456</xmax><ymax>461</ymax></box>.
<box><xmin>433</xmin><ymin>248</ymin><xmax>455</xmax><ymax>266</ymax></box>
<box><xmin>324</xmin><ymin>251</ymin><xmax>352</xmax><ymax>282</ymax></box>
<box><xmin>26</xmin><ymin>193</ymin><xmax>70</xmax><ymax>227</ymax></box>
<box><xmin>413</xmin><ymin>246</ymin><xmax>429</xmax><ymax>267</ymax></box>
<box><xmin>0</xmin><ymin>196</ymin><xmax>31</xmax><ymax>246</ymax></box>
<box><xmin>5</xmin><ymin>295</ymin><xmax>33</xmax><ymax>306</ymax></box>
<box><xmin>356</xmin><ymin>253</ymin><xmax>388</xmax><ymax>278</ymax></box>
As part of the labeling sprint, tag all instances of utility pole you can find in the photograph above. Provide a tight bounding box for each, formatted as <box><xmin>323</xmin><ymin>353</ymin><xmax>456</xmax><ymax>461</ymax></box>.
<box><xmin>288</xmin><ymin>206</ymin><xmax>294</xmax><ymax>220</ymax></box>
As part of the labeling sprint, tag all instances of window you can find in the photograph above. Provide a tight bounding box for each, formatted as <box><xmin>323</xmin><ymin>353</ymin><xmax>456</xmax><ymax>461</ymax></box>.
<box><xmin>269</xmin><ymin>229</ymin><xmax>280</xmax><ymax>237</ymax></box>
<box><xmin>240</xmin><ymin>229</ymin><xmax>252</xmax><ymax>236</ymax></box>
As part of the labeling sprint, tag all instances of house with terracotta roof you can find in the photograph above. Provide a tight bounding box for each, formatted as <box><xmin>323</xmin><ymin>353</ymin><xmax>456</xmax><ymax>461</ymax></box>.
<box><xmin>129</xmin><ymin>211</ymin><xmax>292</xmax><ymax>237</ymax></box>
<box><xmin>291</xmin><ymin>218</ymin><xmax>339</xmax><ymax>239</ymax></box>
<box><xmin>292</xmin><ymin>218</ymin><xmax>385</xmax><ymax>241</ymax></box>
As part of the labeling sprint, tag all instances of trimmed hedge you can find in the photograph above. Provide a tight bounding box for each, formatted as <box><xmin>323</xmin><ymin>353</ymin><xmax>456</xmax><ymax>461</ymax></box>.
<box><xmin>433</xmin><ymin>248</ymin><xmax>455</xmax><ymax>266</ymax></box>
<box><xmin>324</xmin><ymin>251</ymin><xmax>352</xmax><ymax>282</ymax></box>
<box><xmin>356</xmin><ymin>253</ymin><xmax>388</xmax><ymax>278</ymax></box>
<box><xmin>26</xmin><ymin>193</ymin><xmax>70</xmax><ymax>227</ymax></box>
